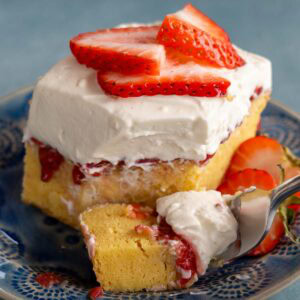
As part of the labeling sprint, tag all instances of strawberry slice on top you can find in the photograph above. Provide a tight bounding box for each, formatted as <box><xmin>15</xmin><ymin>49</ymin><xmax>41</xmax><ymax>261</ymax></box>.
<box><xmin>70</xmin><ymin>26</ymin><xmax>165</xmax><ymax>75</ymax></box>
<box><xmin>157</xmin><ymin>4</ymin><xmax>245</xmax><ymax>69</ymax></box>
<box><xmin>97</xmin><ymin>56</ymin><xmax>231</xmax><ymax>98</ymax></box>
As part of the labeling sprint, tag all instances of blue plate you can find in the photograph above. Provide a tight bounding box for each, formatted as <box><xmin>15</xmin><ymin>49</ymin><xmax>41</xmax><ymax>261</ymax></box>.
<box><xmin>0</xmin><ymin>86</ymin><xmax>299</xmax><ymax>300</ymax></box>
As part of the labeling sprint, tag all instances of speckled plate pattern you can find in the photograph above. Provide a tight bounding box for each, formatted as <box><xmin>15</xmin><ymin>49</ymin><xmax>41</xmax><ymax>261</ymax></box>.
<box><xmin>0</xmin><ymin>86</ymin><xmax>299</xmax><ymax>300</ymax></box>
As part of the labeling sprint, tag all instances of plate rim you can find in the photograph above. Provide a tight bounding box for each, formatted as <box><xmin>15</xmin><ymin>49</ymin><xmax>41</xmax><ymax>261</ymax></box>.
<box><xmin>0</xmin><ymin>85</ymin><xmax>299</xmax><ymax>300</ymax></box>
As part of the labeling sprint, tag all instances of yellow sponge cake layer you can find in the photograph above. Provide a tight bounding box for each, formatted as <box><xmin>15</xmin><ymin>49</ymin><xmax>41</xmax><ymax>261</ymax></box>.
<box><xmin>22</xmin><ymin>94</ymin><xmax>269</xmax><ymax>228</ymax></box>
<box><xmin>80</xmin><ymin>204</ymin><xmax>176</xmax><ymax>292</ymax></box>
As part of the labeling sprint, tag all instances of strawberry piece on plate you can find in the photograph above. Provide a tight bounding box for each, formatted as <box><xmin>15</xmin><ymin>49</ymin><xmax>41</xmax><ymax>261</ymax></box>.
<box><xmin>35</xmin><ymin>272</ymin><xmax>63</xmax><ymax>288</ymax></box>
<box><xmin>88</xmin><ymin>286</ymin><xmax>103</xmax><ymax>300</ymax></box>
<box><xmin>97</xmin><ymin>58</ymin><xmax>230</xmax><ymax>98</ymax></box>
<box><xmin>226</xmin><ymin>136</ymin><xmax>285</xmax><ymax>183</ymax></box>
<box><xmin>218</xmin><ymin>168</ymin><xmax>276</xmax><ymax>195</ymax></box>
<box><xmin>70</xmin><ymin>26</ymin><xmax>165</xmax><ymax>75</ymax></box>
<box><xmin>217</xmin><ymin>168</ymin><xmax>283</xmax><ymax>256</ymax></box>
<box><xmin>157</xmin><ymin>4</ymin><xmax>245</xmax><ymax>69</ymax></box>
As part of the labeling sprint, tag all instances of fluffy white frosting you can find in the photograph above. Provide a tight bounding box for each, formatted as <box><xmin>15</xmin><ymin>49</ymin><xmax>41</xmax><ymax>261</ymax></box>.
<box><xmin>25</xmin><ymin>48</ymin><xmax>271</xmax><ymax>165</ymax></box>
<box><xmin>156</xmin><ymin>190</ymin><xmax>238</xmax><ymax>274</ymax></box>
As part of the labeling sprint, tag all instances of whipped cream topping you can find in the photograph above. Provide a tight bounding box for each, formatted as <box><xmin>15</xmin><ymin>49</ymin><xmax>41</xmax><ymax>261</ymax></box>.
<box><xmin>156</xmin><ymin>190</ymin><xmax>238</xmax><ymax>274</ymax></box>
<box><xmin>25</xmin><ymin>47</ymin><xmax>271</xmax><ymax>166</ymax></box>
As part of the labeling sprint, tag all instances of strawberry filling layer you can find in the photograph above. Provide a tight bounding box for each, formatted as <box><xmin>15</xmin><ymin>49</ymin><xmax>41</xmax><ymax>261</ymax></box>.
<box><xmin>32</xmin><ymin>138</ymin><xmax>64</xmax><ymax>182</ymax></box>
<box><xmin>135</xmin><ymin>218</ymin><xmax>198</xmax><ymax>287</ymax></box>
<box><xmin>31</xmin><ymin>138</ymin><xmax>213</xmax><ymax>184</ymax></box>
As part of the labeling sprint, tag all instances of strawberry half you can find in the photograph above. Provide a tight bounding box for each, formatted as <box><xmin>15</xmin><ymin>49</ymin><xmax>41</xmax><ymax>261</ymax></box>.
<box><xmin>97</xmin><ymin>58</ymin><xmax>230</xmax><ymax>98</ymax></box>
<box><xmin>157</xmin><ymin>4</ymin><xmax>245</xmax><ymax>69</ymax></box>
<box><xmin>217</xmin><ymin>168</ymin><xmax>283</xmax><ymax>256</ymax></box>
<box><xmin>226</xmin><ymin>136</ymin><xmax>285</xmax><ymax>183</ymax></box>
<box><xmin>70</xmin><ymin>26</ymin><xmax>165</xmax><ymax>75</ymax></box>
<box><xmin>218</xmin><ymin>168</ymin><xmax>276</xmax><ymax>195</ymax></box>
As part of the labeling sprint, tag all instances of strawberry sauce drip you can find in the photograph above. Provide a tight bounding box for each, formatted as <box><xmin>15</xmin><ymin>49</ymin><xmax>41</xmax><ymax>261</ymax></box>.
<box><xmin>72</xmin><ymin>165</ymin><xmax>85</xmax><ymax>184</ymax></box>
<box><xmin>72</xmin><ymin>161</ymin><xmax>113</xmax><ymax>185</ymax></box>
<box><xmin>88</xmin><ymin>286</ymin><xmax>103</xmax><ymax>299</ymax></box>
<box><xmin>135</xmin><ymin>218</ymin><xmax>197</xmax><ymax>287</ymax></box>
<box><xmin>86</xmin><ymin>161</ymin><xmax>113</xmax><ymax>172</ymax></box>
<box><xmin>32</xmin><ymin>138</ymin><xmax>64</xmax><ymax>182</ymax></box>
<box><xmin>157</xmin><ymin>219</ymin><xmax>197</xmax><ymax>287</ymax></box>
<box><xmin>35</xmin><ymin>272</ymin><xmax>63</xmax><ymax>288</ymax></box>
<box><xmin>135</xmin><ymin>158</ymin><xmax>161</xmax><ymax>165</ymax></box>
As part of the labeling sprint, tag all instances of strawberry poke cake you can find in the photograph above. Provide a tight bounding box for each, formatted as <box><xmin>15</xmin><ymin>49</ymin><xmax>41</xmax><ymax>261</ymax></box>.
<box><xmin>22</xmin><ymin>3</ymin><xmax>271</xmax><ymax>229</ymax></box>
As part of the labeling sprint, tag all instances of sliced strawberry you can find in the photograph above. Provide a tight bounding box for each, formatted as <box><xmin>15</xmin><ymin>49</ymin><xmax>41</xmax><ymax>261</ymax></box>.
<box><xmin>227</xmin><ymin>136</ymin><xmax>285</xmax><ymax>183</ymax></box>
<box><xmin>157</xmin><ymin>4</ymin><xmax>245</xmax><ymax>69</ymax></box>
<box><xmin>248</xmin><ymin>213</ymin><xmax>285</xmax><ymax>256</ymax></box>
<box><xmin>70</xmin><ymin>26</ymin><xmax>165</xmax><ymax>75</ymax></box>
<box><xmin>218</xmin><ymin>168</ymin><xmax>276</xmax><ymax>195</ymax></box>
<box><xmin>97</xmin><ymin>58</ymin><xmax>230</xmax><ymax>98</ymax></box>
<box><xmin>218</xmin><ymin>168</ymin><xmax>282</xmax><ymax>256</ymax></box>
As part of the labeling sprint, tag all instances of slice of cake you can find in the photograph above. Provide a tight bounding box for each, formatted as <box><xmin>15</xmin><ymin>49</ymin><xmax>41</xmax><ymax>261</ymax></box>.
<box><xmin>22</xmin><ymin>4</ymin><xmax>271</xmax><ymax>228</ymax></box>
<box><xmin>80</xmin><ymin>190</ymin><xmax>238</xmax><ymax>292</ymax></box>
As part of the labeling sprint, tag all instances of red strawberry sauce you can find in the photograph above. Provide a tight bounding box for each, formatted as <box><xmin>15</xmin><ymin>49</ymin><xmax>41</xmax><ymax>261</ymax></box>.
<box><xmin>88</xmin><ymin>286</ymin><xmax>103</xmax><ymax>299</ymax></box>
<box><xmin>35</xmin><ymin>272</ymin><xmax>63</xmax><ymax>288</ymax></box>
<box><xmin>32</xmin><ymin>138</ymin><xmax>64</xmax><ymax>182</ymax></box>
<box><xmin>72</xmin><ymin>165</ymin><xmax>85</xmax><ymax>184</ymax></box>
<box><xmin>135</xmin><ymin>218</ymin><xmax>198</xmax><ymax>287</ymax></box>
